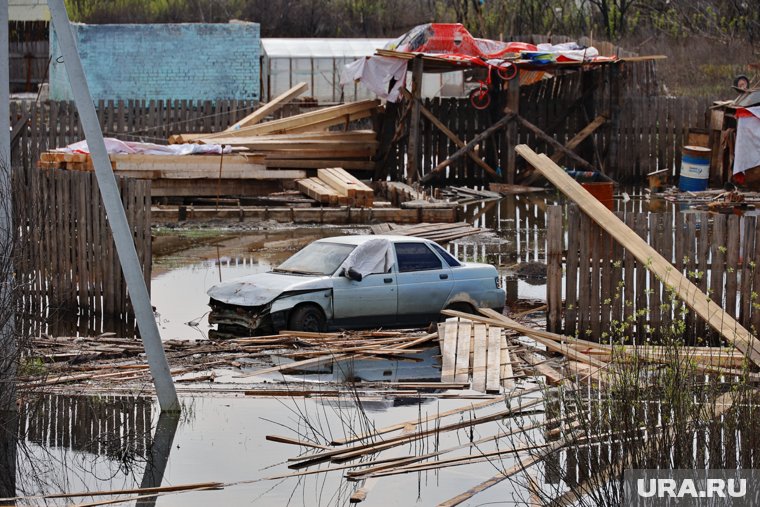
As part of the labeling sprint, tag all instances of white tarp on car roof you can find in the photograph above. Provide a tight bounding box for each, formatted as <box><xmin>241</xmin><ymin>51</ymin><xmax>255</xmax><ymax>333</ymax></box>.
<box><xmin>339</xmin><ymin>238</ymin><xmax>394</xmax><ymax>277</ymax></box>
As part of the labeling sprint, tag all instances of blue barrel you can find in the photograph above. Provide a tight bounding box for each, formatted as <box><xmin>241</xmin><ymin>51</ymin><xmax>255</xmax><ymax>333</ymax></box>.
<box><xmin>679</xmin><ymin>146</ymin><xmax>711</xmax><ymax>191</ymax></box>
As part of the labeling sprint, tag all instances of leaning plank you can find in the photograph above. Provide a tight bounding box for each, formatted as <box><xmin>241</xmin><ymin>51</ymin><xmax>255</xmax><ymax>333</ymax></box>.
<box><xmin>515</xmin><ymin>145</ymin><xmax>760</xmax><ymax>367</ymax></box>
<box><xmin>226</xmin><ymin>82</ymin><xmax>308</xmax><ymax>131</ymax></box>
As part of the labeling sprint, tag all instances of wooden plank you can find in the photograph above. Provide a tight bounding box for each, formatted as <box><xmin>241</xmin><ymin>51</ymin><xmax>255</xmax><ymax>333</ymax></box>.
<box><xmin>516</xmin><ymin>145</ymin><xmax>760</xmax><ymax>365</ymax></box>
<box><xmin>725</xmin><ymin>215</ymin><xmax>740</xmax><ymax>319</ymax></box>
<box><xmin>226</xmin><ymin>82</ymin><xmax>308</xmax><ymax>131</ymax></box>
<box><xmin>471</xmin><ymin>324</ymin><xmax>487</xmax><ymax>392</ymax></box>
<box><xmin>487</xmin><ymin>326</ymin><xmax>504</xmax><ymax>391</ymax></box>
<box><xmin>177</xmin><ymin>100</ymin><xmax>379</xmax><ymax>141</ymax></box>
<box><xmin>549</xmin><ymin>114</ymin><xmax>607</xmax><ymax>163</ymax></box>
<box><xmin>440</xmin><ymin>321</ymin><xmax>457</xmax><ymax>383</ymax></box>
<box><xmin>565</xmin><ymin>206</ymin><xmax>580</xmax><ymax>335</ymax></box>
<box><xmin>453</xmin><ymin>319</ymin><xmax>472</xmax><ymax>383</ymax></box>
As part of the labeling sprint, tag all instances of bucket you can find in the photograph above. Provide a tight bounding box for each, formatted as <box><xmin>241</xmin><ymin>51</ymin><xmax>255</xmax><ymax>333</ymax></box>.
<box><xmin>581</xmin><ymin>181</ymin><xmax>614</xmax><ymax>210</ymax></box>
<box><xmin>679</xmin><ymin>146</ymin><xmax>710</xmax><ymax>191</ymax></box>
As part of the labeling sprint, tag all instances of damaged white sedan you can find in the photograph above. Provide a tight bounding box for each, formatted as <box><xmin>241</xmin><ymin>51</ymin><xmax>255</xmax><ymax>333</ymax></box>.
<box><xmin>207</xmin><ymin>235</ymin><xmax>505</xmax><ymax>336</ymax></box>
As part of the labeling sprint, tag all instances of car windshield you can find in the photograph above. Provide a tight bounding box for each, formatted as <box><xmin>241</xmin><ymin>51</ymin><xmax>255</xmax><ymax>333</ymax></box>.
<box><xmin>274</xmin><ymin>242</ymin><xmax>356</xmax><ymax>276</ymax></box>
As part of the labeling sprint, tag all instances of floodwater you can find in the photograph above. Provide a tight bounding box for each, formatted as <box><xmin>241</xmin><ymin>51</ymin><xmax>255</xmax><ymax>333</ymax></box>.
<box><xmin>6</xmin><ymin>190</ymin><xmax>673</xmax><ymax>504</ymax></box>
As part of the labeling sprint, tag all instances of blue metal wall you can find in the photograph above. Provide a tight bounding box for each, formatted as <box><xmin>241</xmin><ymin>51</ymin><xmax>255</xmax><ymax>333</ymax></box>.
<box><xmin>49</xmin><ymin>22</ymin><xmax>260</xmax><ymax>101</ymax></box>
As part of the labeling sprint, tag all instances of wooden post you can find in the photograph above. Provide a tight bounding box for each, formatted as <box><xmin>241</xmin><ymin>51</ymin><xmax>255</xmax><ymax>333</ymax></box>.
<box><xmin>606</xmin><ymin>64</ymin><xmax>622</xmax><ymax>180</ymax></box>
<box><xmin>407</xmin><ymin>56</ymin><xmax>424</xmax><ymax>184</ymax></box>
<box><xmin>579</xmin><ymin>68</ymin><xmax>597</xmax><ymax>165</ymax></box>
<box><xmin>505</xmin><ymin>77</ymin><xmax>520</xmax><ymax>183</ymax></box>
<box><xmin>547</xmin><ymin>206</ymin><xmax>563</xmax><ymax>333</ymax></box>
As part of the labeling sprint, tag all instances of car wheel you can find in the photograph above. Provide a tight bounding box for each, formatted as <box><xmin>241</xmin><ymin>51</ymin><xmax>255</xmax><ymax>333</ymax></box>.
<box><xmin>441</xmin><ymin>302</ymin><xmax>477</xmax><ymax>321</ymax></box>
<box><xmin>288</xmin><ymin>305</ymin><xmax>326</xmax><ymax>332</ymax></box>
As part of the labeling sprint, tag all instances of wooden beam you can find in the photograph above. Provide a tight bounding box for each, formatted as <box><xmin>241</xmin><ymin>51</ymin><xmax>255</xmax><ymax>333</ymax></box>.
<box><xmin>420</xmin><ymin>113</ymin><xmax>514</xmax><ymax>184</ymax></box>
<box><xmin>226</xmin><ymin>82</ymin><xmax>308</xmax><ymax>131</ymax></box>
<box><xmin>506</xmin><ymin>109</ymin><xmax>597</xmax><ymax>173</ymax></box>
<box><xmin>172</xmin><ymin>100</ymin><xmax>379</xmax><ymax>142</ymax></box>
<box><xmin>549</xmin><ymin>114</ymin><xmax>607</xmax><ymax>164</ymax></box>
<box><xmin>407</xmin><ymin>56</ymin><xmax>424</xmax><ymax>184</ymax></box>
<box><xmin>515</xmin><ymin>145</ymin><xmax>760</xmax><ymax>367</ymax></box>
<box><xmin>401</xmin><ymin>88</ymin><xmax>499</xmax><ymax>179</ymax></box>
<box><xmin>506</xmin><ymin>78</ymin><xmax>520</xmax><ymax>184</ymax></box>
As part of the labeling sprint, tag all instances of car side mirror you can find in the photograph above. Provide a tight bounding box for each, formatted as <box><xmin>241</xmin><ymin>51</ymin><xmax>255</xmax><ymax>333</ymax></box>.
<box><xmin>346</xmin><ymin>267</ymin><xmax>363</xmax><ymax>282</ymax></box>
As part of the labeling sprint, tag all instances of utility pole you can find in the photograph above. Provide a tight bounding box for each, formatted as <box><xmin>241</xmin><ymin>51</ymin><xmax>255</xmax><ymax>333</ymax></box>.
<box><xmin>48</xmin><ymin>0</ymin><xmax>179</xmax><ymax>412</ymax></box>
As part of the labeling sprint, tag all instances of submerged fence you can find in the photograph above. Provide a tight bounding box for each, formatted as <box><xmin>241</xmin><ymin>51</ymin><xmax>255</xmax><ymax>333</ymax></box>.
<box><xmin>546</xmin><ymin>205</ymin><xmax>760</xmax><ymax>344</ymax></box>
<box><xmin>14</xmin><ymin>167</ymin><xmax>152</xmax><ymax>328</ymax></box>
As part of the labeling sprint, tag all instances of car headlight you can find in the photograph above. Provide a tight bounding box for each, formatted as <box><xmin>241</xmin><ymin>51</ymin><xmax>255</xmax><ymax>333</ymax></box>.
<box><xmin>495</xmin><ymin>276</ymin><xmax>501</xmax><ymax>289</ymax></box>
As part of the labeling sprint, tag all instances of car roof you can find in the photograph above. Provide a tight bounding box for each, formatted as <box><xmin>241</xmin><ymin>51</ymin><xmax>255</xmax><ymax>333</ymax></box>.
<box><xmin>314</xmin><ymin>234</ymin><xmax>433</xmax><ymax>245</ymax></box>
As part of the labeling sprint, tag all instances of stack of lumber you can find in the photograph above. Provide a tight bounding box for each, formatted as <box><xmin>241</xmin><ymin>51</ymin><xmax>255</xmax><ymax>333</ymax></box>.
<box><xmin>38</xmin><ymin>152</ymin><xmax>305</xmax><ymax>181</ymax></box>
<box><xmin>297</xmin><ymin>167</ymin><xmax>374</xmax><ymax>207</ymax></box>
<box><xmin>169</xmin><ymin>94</ymin><xmax>382</xmax><ymax>173</ymax></box>
<box><xmin>370</xmin><ymin>221</ymin><xmax>485</xmax><ymax>242</ymax></box>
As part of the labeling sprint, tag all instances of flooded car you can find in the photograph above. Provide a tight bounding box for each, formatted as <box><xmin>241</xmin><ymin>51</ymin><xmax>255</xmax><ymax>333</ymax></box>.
<box><xmin>207</xmin><ymin>235</ymin><xmax>505</xmax><ymax>336</ymax></box>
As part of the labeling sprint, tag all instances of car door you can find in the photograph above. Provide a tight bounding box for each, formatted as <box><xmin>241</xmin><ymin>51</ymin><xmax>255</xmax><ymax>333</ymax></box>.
<box><xmin>394</xmin><ymin>241</ymin><xmax>454</xmax><ymax>324</ymax></box>
<box><xmin>332</xmin><ymin>271</ymin><xmax>398</xmax><ymax>327</ymax></box>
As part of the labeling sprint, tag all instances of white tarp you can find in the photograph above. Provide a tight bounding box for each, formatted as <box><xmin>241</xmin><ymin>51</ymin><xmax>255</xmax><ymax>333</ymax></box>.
<box><xmin>734</xmin><ymin>106</ymin><xmax>760</xmax><ymax>175</ymax></box>
<box><xmin>536</xmin><ymin>42</ymin><xmax>600</xmax><ymax>61</ymax></box>
<box><xmin>57</xmin><ymin>137</ymin><xmax>232</xmax><ymax>156</ymax></box>
<box><xmin>339</xmin><ymin>238</ymin><xmax>394</xmax><ymax>278</ymax></box>
<box><xmin>341</xmin><ymin>56</ymin><xmax>408</xmax><ymax>102</ymax></box>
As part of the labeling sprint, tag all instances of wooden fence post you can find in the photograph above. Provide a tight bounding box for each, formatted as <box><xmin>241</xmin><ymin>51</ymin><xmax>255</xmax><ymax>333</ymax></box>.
<box><xmin>546</xmin><ymin>205</ymin><xmax>563</xmax><ymax>333</ymax></box>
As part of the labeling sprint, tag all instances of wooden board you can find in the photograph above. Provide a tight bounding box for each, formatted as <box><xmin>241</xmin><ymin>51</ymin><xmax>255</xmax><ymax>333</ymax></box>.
<box><xmin>226</xmin><ymin>82</ymin><xmax>308</xmax><ymax>131</ymax></box>
<box><xmin>471</xmin><ymin>325</ymin><xmax>488</xmax><ymax>392</ymax></box>
<box><xmin>453</xmin><ymin>319</ymin><xmax>471</xmax><ymax>383</ymax></box>
<box><xmin>486</xmin><ymin>327</ymin><xmax>502</xmax><ymax>392</ymax></box>
<box><xmin>516</xmin><ymin>144</ymin><xmax>760</xmax><ymax>366</ymax></box>
<box><xmin>177</xmin><ymin>100</ymin><xmax>380</xmax><ymax>141</ymax></box>
<box><xmin>440</xmin><ymin>321</ymin><xmax>457</xmax><ymax>383</ymax></box>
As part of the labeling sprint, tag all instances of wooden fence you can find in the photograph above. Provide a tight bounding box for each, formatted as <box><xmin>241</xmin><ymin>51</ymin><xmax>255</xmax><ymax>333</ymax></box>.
<box><xmin>10</xmin><ymin>98</ymin><xmax>269</xmax><ymax>174</ymax></box>
<box><xmin>10</xmin><ymin>21</ymin><xmax>49</xmax><ymax>94</ymax></box>
<box><xmin>547</xmin><ymin>205</ymin><xmax>760</xmax><ymax>344</ymax></box>
<box><xmin>15</xmin><ymin>167</ymin><xmax>152</xmax><ymax>326</ymax></box>
<box><xmin>19</xmin><ymin>394</ymin><xmax>153</xmax><ymax>458</ymax></box>
<box><xmin>381</xmin><ymin>65</ymin><xmax>711</xmax><ymax>185</ymax></box>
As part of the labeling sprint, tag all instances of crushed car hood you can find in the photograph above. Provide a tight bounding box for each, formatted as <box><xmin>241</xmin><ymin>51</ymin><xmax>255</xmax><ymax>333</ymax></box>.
<box><xmin>207</xmin><ymin>271</ymin><xmax>332</xmax><ymax>307</ymax></box>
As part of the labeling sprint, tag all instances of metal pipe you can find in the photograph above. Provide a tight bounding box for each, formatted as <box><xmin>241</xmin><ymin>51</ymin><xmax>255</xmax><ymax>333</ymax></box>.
<box><xmin>47</xmin><ymin>0</ymin><xmax>179</xmax><ymax>412</ymax></box>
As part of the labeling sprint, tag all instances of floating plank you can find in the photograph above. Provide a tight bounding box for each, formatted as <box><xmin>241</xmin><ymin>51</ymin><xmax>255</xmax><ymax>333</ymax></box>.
<box><xmin>226</xmin><ymin>82</ymin><xmax>308</xmax><ymax>131</ymax></box>
<box><xmin>516</xmin><ymin>144</ymin><xmax>760</xmax><ymax>367</ymax></box>
<box><xmin>453</xmin><ymin>319</ymin><xmax>472</xmax><ymax>383</ymax></box>
<box><xmin>487</xmin><ymin>327</ymin><xmax>504</xmax><ymax>392</ymax></box>
<box><xmin>440</xmin><ymin>321</ymin><xmax>458</xmax><ymax>383</ymax></box>
<box><xmin>471</xmin><ymin>324</ymin><xmax>488</xmax><ymax>392</ymax></box>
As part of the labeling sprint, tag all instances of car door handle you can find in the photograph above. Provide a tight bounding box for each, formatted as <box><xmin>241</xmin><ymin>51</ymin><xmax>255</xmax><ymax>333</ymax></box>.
<box><xmin>439</xmin><ymin>274</ymin><xmax>448</xmax><ymax>279</ymax></box>
<box><xmin>384</xmin><ymin>278</ymin><xmax>393</xmax><ymax>283</ymax></box>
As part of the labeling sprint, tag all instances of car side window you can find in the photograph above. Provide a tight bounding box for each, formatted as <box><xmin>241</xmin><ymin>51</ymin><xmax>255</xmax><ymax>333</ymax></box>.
<box><xmin>430</xmin><ymin>243</ymin><xmax>462</xmax><ymax>267</ymax></box>
<box><xmin>394</xmin><ymin>243</ymin><xmax>443</xmax><ymax>272</ymax></box>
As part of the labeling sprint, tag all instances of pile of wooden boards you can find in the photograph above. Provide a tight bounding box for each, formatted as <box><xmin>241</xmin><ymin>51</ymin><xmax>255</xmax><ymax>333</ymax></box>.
<box><xmin>297</xmin><ymin>167</ymin><xmax>374</xmax><ymax>207</ymax></box>
<box><xmin>168</xmin><ymin>82</ymin><xmax>382</xmax><ymax>173</ymax></box>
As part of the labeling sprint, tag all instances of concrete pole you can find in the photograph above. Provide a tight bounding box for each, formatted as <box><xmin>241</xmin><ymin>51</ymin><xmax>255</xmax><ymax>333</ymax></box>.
<box><xmin>0</xmin><ymin>1</ymin><xmax>16</xmax><ymax>499</ymax></box>
<box><xmin>47</xmin><ymin>0</ymin><xmax>179</xmax><ymax>412</ymax></box>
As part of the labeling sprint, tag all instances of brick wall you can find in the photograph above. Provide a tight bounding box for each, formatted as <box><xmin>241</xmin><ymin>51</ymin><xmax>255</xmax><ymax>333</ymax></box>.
<box><xmin>49</xmin><ymin>22</ymin><xmax>260</xmax><ymax>101</ymax></box>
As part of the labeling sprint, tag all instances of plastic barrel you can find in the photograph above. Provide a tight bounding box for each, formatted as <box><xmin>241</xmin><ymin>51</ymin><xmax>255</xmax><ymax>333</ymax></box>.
<box><xmin>581</xmin><ymin>181</ymin><xmax>614</xmax><ymax>210</ymax></box>
<box><xmin>679</xmin><ymin>146</ymin><xmax>711</xmax><ymax>191</ymax></box>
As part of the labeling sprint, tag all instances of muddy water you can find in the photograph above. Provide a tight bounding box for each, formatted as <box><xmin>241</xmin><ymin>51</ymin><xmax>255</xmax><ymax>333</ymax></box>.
<box><xmin>9</xmin><ymin>392</ymin><xmax>543</xmax><ymax>505</ymax></box>
<box><xmin>9</xmin><ymin>191</ymin><xmax>675</xmax><ymax>503</ymax></box>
